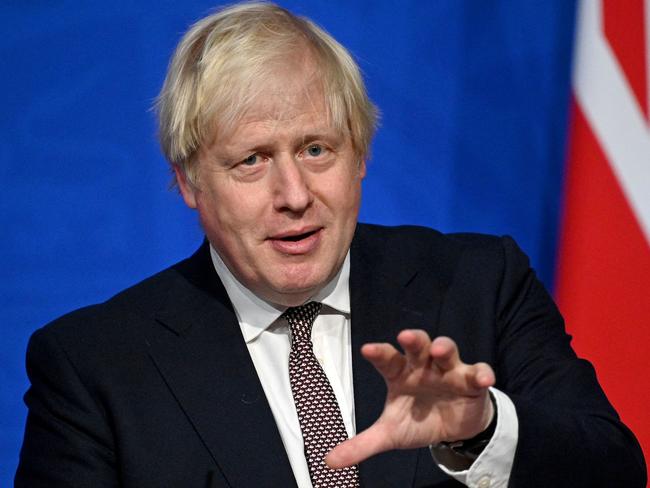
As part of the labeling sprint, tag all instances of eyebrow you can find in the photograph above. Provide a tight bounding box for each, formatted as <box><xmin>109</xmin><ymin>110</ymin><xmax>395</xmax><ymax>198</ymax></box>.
<box><xmin>208</xmin><ymin>125</ymin><xmax>344</xmax><ymax>163</ymax></box>
<box><xmin>242</xmin><ymin>130</ymin><xmax>343</xmax><ymax>153</ymax></box>
<box><xmin>298</xmin><ymin>131</ymin><xmax>343</xmax><ymax>146</ymax></box>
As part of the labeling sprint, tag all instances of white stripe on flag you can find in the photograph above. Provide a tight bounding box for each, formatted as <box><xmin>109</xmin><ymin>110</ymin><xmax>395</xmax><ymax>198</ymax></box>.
<box><xmin>573</xmin><ymin>0</ymin><xmax>650</xmax><ymax>246</ymax></box>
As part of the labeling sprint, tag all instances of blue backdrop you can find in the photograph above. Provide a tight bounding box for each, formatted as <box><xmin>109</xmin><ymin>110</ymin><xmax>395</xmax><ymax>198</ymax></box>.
<box><xmin>1</xmin><ymin>1</ymin><xmax>576</xmax><ymax>481</ymax></box>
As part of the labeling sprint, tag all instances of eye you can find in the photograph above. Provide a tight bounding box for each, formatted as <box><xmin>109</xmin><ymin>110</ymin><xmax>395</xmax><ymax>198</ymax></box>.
<box><xmin>242</xmin><ymin>154</ymin><xmax>258</xmax><ymax>166</ymax></box>
<box><xmin>306</xmin><ymin>145</ymin><xmax>323</xmax><ymax>157</ymax></box>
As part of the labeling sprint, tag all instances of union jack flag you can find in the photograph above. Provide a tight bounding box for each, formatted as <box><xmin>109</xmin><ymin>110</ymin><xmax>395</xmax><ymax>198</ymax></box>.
<box><xmin>557</xmin><ymin>0</ymin><xmax>650</xmax><ymax>465</ymax></box>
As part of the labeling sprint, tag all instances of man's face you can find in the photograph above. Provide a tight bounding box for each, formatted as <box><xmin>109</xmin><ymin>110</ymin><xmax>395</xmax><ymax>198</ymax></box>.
<box><xmin>176</xmin><ymin>67</ymin><xmax>365</xmax><ymax>306</ymax></box>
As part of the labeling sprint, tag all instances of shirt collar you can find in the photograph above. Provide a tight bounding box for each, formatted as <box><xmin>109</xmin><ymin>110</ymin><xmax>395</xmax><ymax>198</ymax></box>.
<box><xmin>209</xmin><ymin>245</ymin><xmax>351</xmax><ymax>344</ymax></box>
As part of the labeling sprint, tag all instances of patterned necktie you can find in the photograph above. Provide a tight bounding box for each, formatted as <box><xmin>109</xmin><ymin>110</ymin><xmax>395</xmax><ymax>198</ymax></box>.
<box><xmin>284</xmin><ymin>302</ymin><xmax>360</xmax><ymax>487</ymax></box>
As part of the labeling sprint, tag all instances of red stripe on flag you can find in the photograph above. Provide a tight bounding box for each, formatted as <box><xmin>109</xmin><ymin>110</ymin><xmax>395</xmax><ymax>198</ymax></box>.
<box><xmin>557</xmin><ymin>100</ymin><xmax>650</xmax><ymax>463</ymax></box>
<box><xmin>603</xmin><ymin>0</ymin><xmax>649</xmax><ymax>120</ymax></box>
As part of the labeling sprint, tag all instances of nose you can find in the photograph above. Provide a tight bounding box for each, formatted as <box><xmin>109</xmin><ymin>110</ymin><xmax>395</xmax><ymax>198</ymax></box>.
<box><xmin>272</xmin><ymin>154</ymin><xmax>313</xmax><ymax>213</ymax></box>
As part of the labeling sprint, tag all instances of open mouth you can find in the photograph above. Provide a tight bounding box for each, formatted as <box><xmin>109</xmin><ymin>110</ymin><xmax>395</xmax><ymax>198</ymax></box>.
<box><xmin>269</xmin><ymin>227</ymin><xmax>322</xmax><ymax>254</ymax></box>
<box><xmin>278</xmin><ymin>229</ymin><xmax>319</xmax><ymax>242</ymax></box>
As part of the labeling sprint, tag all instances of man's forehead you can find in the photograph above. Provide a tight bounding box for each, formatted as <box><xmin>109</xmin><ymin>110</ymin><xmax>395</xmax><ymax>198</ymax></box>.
<box><xmin>215</xmin><ymin>78</ymin><xmax>334</xmax><ymax>139</ymax></box>
<box><xmin>221</xmin><ymin>112</ymin><xmax>340</xmax><ymax>151</ymax></box>
<box><xmin>247</xmin><ymin>67</ymin><xmax>325</xmax><ymax>115</ymax></box>
<box><xmin>238</xmin><ymin>91</ymin><xmax>327</xmax><ymax>125</ymax></box>
<box><xmin>203</xmin><ymin>101</ymin><xmax>341</xmax><ymax>158</ymax></box>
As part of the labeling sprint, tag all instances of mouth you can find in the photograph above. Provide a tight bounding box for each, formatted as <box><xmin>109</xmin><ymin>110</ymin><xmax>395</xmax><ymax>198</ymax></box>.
<box><xmin>268</xmin><ymin>227</ymin><xmax>323</xmax><ymax>254</ymax></box>
<box><xmin>275</xmin><ymin>229</ymin><xmax>319</xmax><ymax>242</ymax></box>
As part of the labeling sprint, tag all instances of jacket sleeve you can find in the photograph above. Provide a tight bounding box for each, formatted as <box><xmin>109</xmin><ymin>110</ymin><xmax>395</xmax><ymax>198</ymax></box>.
<box><xmin>15</xmin><ymin>326</ymin><xmax>119</xmax><ymax>488</ymax></box>
<box><xmin>494</xmin><ymin>236</ymin><xmax>646</xmax><ymax>487</ymax></box>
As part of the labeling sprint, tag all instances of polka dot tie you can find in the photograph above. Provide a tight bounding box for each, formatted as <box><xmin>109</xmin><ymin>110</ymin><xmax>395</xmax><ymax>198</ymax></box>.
<box><xmin>284</xmin><ymin>302</ymin><xmax>360</xmax><ymax>487</ymax></box>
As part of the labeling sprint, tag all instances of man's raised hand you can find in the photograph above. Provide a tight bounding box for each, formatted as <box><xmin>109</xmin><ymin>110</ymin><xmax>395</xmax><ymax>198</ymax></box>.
<box><xmin>326</xmin><ymin>331</ymin><xmax>495</xmax><ymax>469</ymax></box>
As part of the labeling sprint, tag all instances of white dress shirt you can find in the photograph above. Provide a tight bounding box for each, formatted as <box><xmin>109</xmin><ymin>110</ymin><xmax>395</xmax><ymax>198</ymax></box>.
<box><xmin>210</xmin><ymin>245</ymin><xmax>518</xmax><ymax>488</ymax></box>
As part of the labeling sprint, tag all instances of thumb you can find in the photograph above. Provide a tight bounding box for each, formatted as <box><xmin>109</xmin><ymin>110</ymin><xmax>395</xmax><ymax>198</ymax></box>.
<box><xmin>325</xmin><ymin>423</ymin><xmax>392</xmax><ymax>469</ymax></box>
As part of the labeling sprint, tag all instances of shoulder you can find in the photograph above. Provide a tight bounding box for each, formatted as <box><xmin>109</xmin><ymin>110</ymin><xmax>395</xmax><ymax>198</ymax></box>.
<box><xmin>30</xmin><ymin>246</ymin><xmax>207</xmax><ymax>351</ymax></box>
<box><xmin>355</xmin><ymin>222</ymin><xmax>505</xmax><ymax>247</ymax></box>
<box><xmin>353</xmin><ymin>223</ymin><xmax>532</xmax><ymax>296</ymax></box>
<box><xmin>354</xmin><ymin>222</ymin><xmax>522</xmax><ymax>264</ymax></box>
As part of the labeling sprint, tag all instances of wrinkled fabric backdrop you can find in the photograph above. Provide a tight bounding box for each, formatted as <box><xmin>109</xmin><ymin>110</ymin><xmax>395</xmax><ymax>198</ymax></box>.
<box><xmin>0</xmin><ymin>1</ymin><xmax>576</xmax><ymax>482</ymax></box>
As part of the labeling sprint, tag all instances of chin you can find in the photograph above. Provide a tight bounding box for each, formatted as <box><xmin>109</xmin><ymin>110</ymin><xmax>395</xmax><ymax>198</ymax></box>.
<box><xmin>274</xmin><ymin>279</ymin><xmax>320</xmax><ymax>297</ymax></box>
<box><xmin>266</xmin><ymin>275</ymin><xmax>326</xmax><ymax>305</ymax></box>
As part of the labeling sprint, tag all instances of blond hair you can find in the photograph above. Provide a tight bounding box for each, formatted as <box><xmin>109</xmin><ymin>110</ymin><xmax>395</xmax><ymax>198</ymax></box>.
<box><xmin>156</xmin><ymin>2</ymin><xmax>378</xmax><ymax>186</ymax></box>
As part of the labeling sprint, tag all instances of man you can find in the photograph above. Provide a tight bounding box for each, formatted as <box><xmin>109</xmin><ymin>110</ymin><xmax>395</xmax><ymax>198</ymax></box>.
<box><xmin>15</xmin><ymin>3</ymin><xmax>646</xmax><ymax>487</ymax></box>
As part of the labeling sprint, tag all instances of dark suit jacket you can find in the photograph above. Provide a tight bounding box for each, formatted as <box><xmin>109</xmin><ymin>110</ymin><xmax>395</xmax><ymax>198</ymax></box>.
<box><xmin>15</xmin><ymin>224</ymin><xmax>646</xmax><ymax>487</ymax></box>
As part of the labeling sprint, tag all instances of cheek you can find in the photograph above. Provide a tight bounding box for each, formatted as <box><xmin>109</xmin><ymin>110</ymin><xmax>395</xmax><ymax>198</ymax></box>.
<box><xmin>335</xmin><ymin>175</ymin><xmax>363</xmax><ymax>212</ymax></box>
<box><xmin>316</xmin><ymin>167</ymin><xmax>362</xmax><ymax>205</ymax></box>
<box><xmin>196</xmin><ymin>185</ymin><xmax>268</xmax><ymax>237</ymax></box>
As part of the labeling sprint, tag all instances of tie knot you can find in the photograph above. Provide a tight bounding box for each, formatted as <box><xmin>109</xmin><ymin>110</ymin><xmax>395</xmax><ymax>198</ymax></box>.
<box><xmin>284</xmin><ymin>301</ymin><xmax>322</xmax><ymax>344</ymax></box>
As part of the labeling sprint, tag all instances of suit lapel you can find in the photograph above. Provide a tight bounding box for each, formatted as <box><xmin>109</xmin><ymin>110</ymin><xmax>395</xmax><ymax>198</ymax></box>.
<box><xmin>145</xmin><ymin>243</ymin><xmax>296</xmax><ymax>487</ymax></box>
<box><xmin>349</xmin><ymin>225</ymin><xmax>449</xmax><ymax>487</ymax></box>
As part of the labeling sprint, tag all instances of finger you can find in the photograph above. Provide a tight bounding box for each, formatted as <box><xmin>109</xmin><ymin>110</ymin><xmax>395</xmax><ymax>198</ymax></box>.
<box><xmin>361</xmin><ymin>343</ymin><xmax>406</xmax><ymax>381</ymax></box>
<box><xmin>467</xmin><ymin>362</ymin><xmax>496</xmax><ymax>390</ymax></box>
<box><xmin>325</xmin><ymin>423</ymin><xmax>390</xmax><ymax>469</ymax></box>
<box><xmin>397</xmin><ymin>329</ymin><xmax>432</xmax><ymax>367</ymax></box>
<box><xmin>429</xmin><ymin>336</ymin><xmax>461</xmax><ymax>372</ymax></box>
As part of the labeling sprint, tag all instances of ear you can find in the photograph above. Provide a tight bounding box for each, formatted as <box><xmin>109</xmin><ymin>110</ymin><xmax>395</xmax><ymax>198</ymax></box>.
<box><xmin>174</xmin><ymin>165</ymin><xmax>198</xmax><ymax>209</ymax></box>
<box><xmin>358</xmin><ymin>159</ymin><xmax>367</xmax><ymax>179</ymax></box>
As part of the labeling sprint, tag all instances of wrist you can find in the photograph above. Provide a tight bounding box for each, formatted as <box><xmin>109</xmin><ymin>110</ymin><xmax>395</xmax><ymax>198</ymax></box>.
<box><xmin>436</xmin><ymin>391</ymin><xmax>498</xmax><ymax>462</ymax></box>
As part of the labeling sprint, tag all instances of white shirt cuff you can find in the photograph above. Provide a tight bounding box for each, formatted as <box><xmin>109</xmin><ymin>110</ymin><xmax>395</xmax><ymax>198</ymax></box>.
<box><xmin>431</xmin><ymin>387</ymin><xmax>518</xmax><ymax>488</ymax></box>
